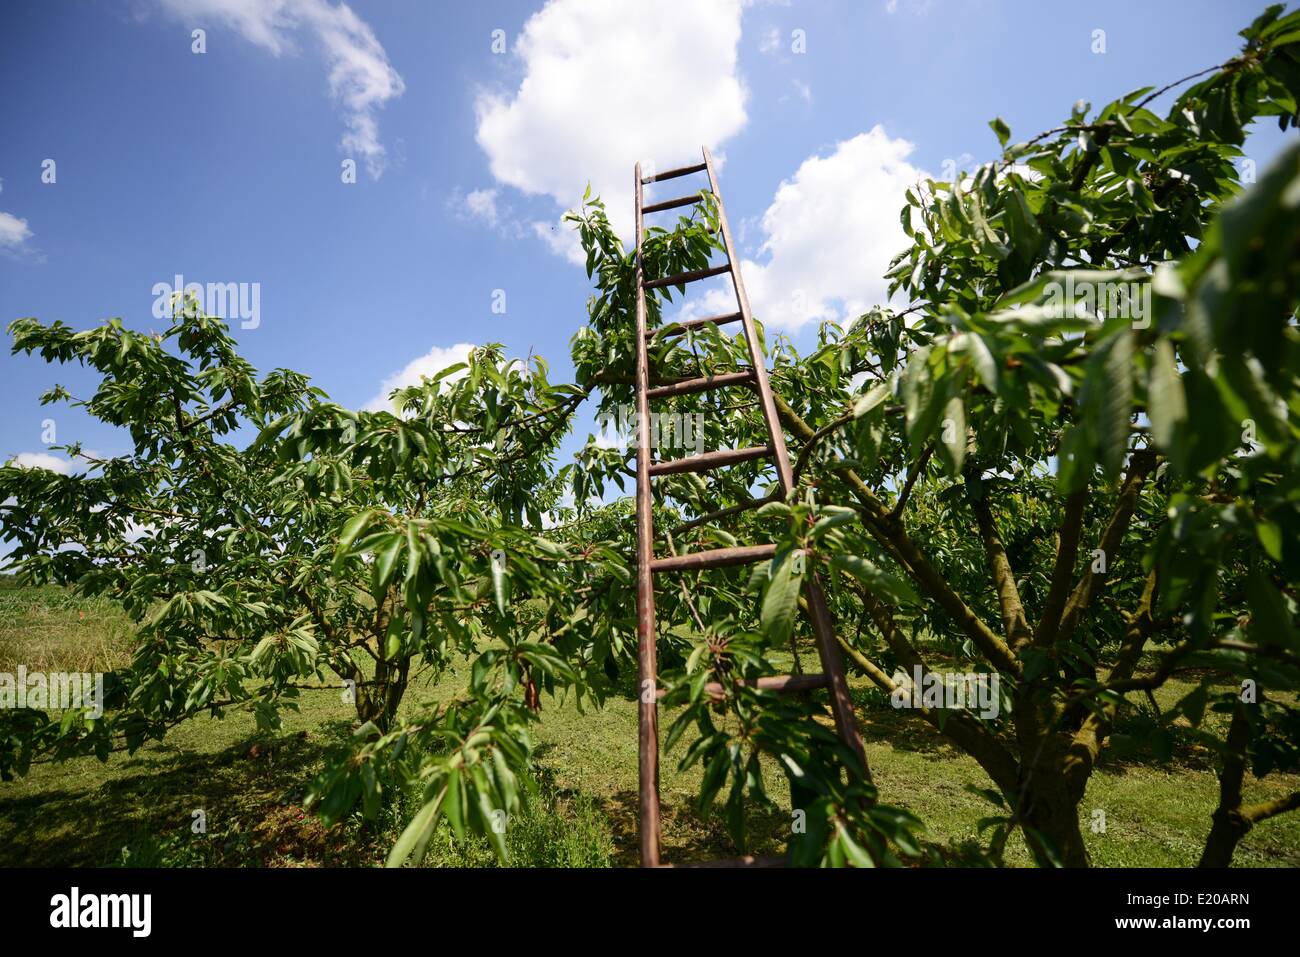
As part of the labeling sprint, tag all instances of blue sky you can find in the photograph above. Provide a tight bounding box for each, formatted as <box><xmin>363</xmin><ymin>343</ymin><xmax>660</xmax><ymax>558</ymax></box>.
<box><xmin>0</xmin><ymin>0</ymin><xmax>1293</xmax><ymax>498</ymax></box>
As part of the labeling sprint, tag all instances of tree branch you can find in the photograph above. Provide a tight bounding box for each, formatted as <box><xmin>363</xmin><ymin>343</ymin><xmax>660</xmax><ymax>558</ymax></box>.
<box><xmin>1064</xmin><ymin>567</ymin><xmax>1159</xmax><ymax>792</ymax></box>
<box><xmin>791</xmin><ymin>409</ymin><xmax>854</xmax><ymax>487</ymax></box>
<box><xmin>1034</xmin><ymin>488</ymin><xmax>1089</xmax><ymax>647</ymax></box>
<box><xmin>965</xmin><ymin>472</ymin><xmax>1031</xmax><ymax>648</ymax></box>
<box><xmin>836</xmin><ymin>584</ymin><xmax>1021</xmax><ymax>795</ymax></box>
<box><xmin>774</xmin><ymin>392</ymin><xmax>1022</xmax><ymax>676</ymax></box>
<box><xmin>888</xmin><ymin>446</ymin><xmax>933</xmax><ymax>522</ymax></box>
<box><xmin>1055</xmin><ymin>448</ymin><xmax>1157</xmax><ymax>648</ymax></box>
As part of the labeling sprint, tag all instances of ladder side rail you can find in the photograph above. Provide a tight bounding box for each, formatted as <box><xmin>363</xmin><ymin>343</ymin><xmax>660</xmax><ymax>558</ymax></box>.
<box><xmin>805</xmin><ymin>574</ymin><xmax>873</xmax><ymax>781</ymax></box>
<box><xmin>633</xmin><ymin>163</ymin><xmax>663</xmax><ymax>867</ymax></box>
<box><xmin>700</xmin><ymin>147</ymin><xmax>871</xmax><ymax>782</ymax></box>
<box><xmin>701</xmin><ymin>146</ymin><xmax>796</xmax><ymax>493</ymax></box>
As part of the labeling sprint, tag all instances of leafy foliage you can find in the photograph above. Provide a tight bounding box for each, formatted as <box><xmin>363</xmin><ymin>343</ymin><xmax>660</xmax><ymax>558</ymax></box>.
<box><xmin>4</xmin><ymin>5</ymin><xmax>1300</xmax><ymax>868</ymax></box>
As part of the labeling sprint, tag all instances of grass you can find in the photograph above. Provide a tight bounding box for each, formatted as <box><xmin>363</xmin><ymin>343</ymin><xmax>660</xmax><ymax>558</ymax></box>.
<box><xmin>1</xmin><ymin>579</ymin><xmax>1297</xmax><ymax>867</ymax></box>
<box><xmin>0</xmin><ymin>582</ymin><xmax>136</xmax><ymax>674</ymax></box>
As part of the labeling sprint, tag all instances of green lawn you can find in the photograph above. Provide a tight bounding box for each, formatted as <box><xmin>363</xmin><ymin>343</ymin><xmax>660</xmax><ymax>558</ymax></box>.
<box><xmin>2</xmin><ymin>581</ymin><xmax>1297</xmax><ymax>867</ymax></box>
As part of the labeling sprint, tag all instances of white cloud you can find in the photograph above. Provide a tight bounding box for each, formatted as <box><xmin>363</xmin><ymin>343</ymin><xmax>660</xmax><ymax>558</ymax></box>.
<box><xmin>759</xmin><ymin>27</ymin><xmax>780</xmax><ymax>54</ymax></box>
<box><xmin>531</xmin><ymin>219</ymin><xmax>585</xmax><ymax>266</ymax></box>
<box><xmin>475</xmin><ymin>0</ymin><xmax>748</xmax><ymax>242</ymax></box>
<box><xmin>8</xmin><ymin>452</ymin><xmax>73</xmax><ymax>474</ymax></box>
<box><xmin>449</xmin><ymin>187</ymin><xmax>530</xmax><ymax>239</ymax></box>
<box><xmin>0</xmin><ymin>211</ymin><xmax>32</xmax><ymax>250</ymax></box>
<box><xmin>463</xmin><ymin>188</ymin><xmax>500</xmax><ymax>226</ymax></box>
<box><xmin>679</xmin><ymin>127</ymin><xmax>924</xmax><ymax>333</ymax></box>
<box><xmin>885</xmin><ymin>0</ymin><xmax>934</xmax><ymax>14</ymax></box>
<box><xmin>156</xmin><ymin>0</ymin><xmax>404</xmax><ymax>177</ymax></box>
<box><xmin>364</xmin><ymin>343</ymin><xmax>477</xmax><ymax>412</ymax></box>
<box><xmin>788</xmin><ymin>79</ymin><xmax>812</xmax><ymax>103</ymax></box>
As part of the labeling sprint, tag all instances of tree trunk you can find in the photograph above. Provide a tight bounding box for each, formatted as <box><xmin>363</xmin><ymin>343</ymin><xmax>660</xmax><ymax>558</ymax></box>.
<box><xmin>1198</xmin><ymin>703</ymin><xmax>1250</xmax><ymax>867</ymax></box>
<box><xmin>1019</xmin><ymin>776</ymin><xmax>1090</xmax><ymax>867</ymax></box>
<box><xmin>1199</xmin><ymin>807</ymin><xmax>1250</xmax><ymax>867</ymax></box>
<box><xmin>353</xmin><ymin>654</ymin><xmax>410</xmax><ymax>732</ymax></box>
<box><xmin>1014</xmin><ymin>695</ymin><xmax>1091</xmax><ymax>867</ymax></box>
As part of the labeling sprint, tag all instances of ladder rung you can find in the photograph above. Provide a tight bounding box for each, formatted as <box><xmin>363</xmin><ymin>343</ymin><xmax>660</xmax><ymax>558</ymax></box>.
<box><xmin>648</xmin><ymin>445</ymin><xmax>770</xmax><ymax>477</ymax></box>
<box><xmin>745</xmin><ymin>673</ymin><xmax>830</xmax><ymax>693</ymax></box>
<box><xmin>645</xmin><ymin>311</ymin><xmax>742</xmax><ymax>339</ymax></box>
<box><xmin>644</xmin><ymin>263</ymin><xmax>730</xmax><ymax>290</ymax></box>
<box><xmin>651</xmin><ymin>543</ymin><xmax>776</xmax><ymax>573</ymax></box>
<box><xmin>656</xmin><ymin>673</ymin><xmax>830</xmax><ymax>701</ymax></box>
<box><xmin>642</xmin><ymin>161</ymin><xmax>707</xmax><ymax>184</ymax></box>
<box><xmin>646</xmin><ymin>370</ymin><xmax>754</xmax><ymax>400</ymax></box>
<box><xmin>642</xmin><ymin>193</ymin><xmax>707</xmax><ymax>214</ymax></box>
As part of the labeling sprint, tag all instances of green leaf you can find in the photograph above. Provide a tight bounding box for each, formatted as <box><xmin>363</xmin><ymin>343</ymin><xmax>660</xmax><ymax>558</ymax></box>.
<box><xmin>903</xmin><ymin>346</ymin><xmax>946</xmax><ymax>457</ymax></box>
<box><xmin>1247</xmin><ymin>565</ymin><xmax>1299</xmax><ymax>651</ymax></box>
<box><xmin>685</xmin><ymin>642</ymin><xmax>707</xmax><ymax>675</ymax></box>
<box><xmin>936</xmin><ymin>395</ymin><xmax>967</xmax><ymax>476</ymax></box>
<box><xmin>1216</xmin><ymin>355</ymin><xmax>1288</xmax><ymax>450</ymax></box>
<box><xmin>373</xmin><ymin>534</ymin><xmax>403</xmax><ymax>596</ymax></box>
<box><xmin>1004</xmin><ymin>186</ymin><xmax>1043</xmax><ymax>262</ymax></box>
<box><xmin>698</xmin><ymin>748</ymin><xmax>730</xmax><ymax>814</ymax></box>
<box><xmin>444</xmin><ymin>767</ymin><xmax>466</xmax><ymax>841</ymax></box>
<box><xmin>830</xmin><ymin>554</ymin><xmax>917</xmax><ymax>605</ymax></box>
<box><xmin>853</xmin><ymin>382</ymin><xmax>890</xmax><ymax>418</ymax></box>
<box><xmin>1257</xmin><ymin>520</ymin><xmax>1283</xmax><ymax>562</ymax></box>
<box><xmin>761</xmin><ymin>549</ymin><xmax>805</xmax><ymax>645</ymax></box>
<box><xmin>809</xmin><ymin>506</ymin><xmax>859</xmax><ymax>539</ymax></box>
<box><xmin>474</xmin><ymin>768</ymin><xmax>508</xmax><ymax>861</ymax></box>
<box><xmin>490</xmin><ymin>552</ymin><xmax>508</xmax><ymax>614</ymax></box>
<box><xmin>1081</xmin><ymin>328</ymin><xmax>1134</xmax><ymax>481</ymax></box>
<box><xmin>961</xmin><ymin>333</ymin><xmax>999</xmax><ymax>394</ymax></box>
<box><xmin>1147</xmin><ymin>338</ymin><xmax>1187</xmax><ymax>465</ymax></box>
<box><xmin>491</xmin><ymin>747</ymin><xmax>518</xmax><ymax>813</ymax></box>
<box><xmin>385</xmin><ymin>792</ymin><xmax>444</xmax><ymax>868</ymax></box>
<box><xmin>1056</xmin><ymin>423</ymin><xmax>1093</xmax><ymax>494</ymax></box>
<box><xmin>838</xmin><ymin>828</ymin><xmax>876</xmax><ymax>868</ymax></box>
<box><xmin>1179</xmin><ymin>683</ymin><xmax>1209</xmax><ymax>727</ymax></box>
<box><xmin>334</xmin><ymin>509</ymin><xmax>379</xmax><ymax>571</ymax></box>
<box><xmin>384</xmin><ymin>616</ymin><xmax>403</xmax><ymax>659</ymax></box>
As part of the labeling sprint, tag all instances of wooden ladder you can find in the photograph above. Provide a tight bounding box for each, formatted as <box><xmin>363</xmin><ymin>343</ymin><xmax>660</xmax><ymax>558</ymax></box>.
<box><xmin>633</xmin><ymin>147</ymin><xmax>869</xmax><ymax>867</ymax></box>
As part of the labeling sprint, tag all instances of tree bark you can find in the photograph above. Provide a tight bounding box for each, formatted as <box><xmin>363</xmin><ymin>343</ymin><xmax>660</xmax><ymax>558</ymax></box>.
<box><xmin>354</xmin><ymin>653</ymin><xmax>409</xmax><ymax>732</ymax></box>
<box><xmin>1199</xmin><ymin>702</ymin><xmax>1250</xmax><ymax>867</ymax></box>
<box><xmin>1019</xmin><ymin>773</ymin><xmax>1091</xmax><ymax>867</ymax></box>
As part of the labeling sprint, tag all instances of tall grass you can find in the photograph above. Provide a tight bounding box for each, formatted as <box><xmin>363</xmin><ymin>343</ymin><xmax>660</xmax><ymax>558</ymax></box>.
<box><xmin>0</xmin><ymin>580</ymin><xmax>136</xmax><ymax>673</ymax></box>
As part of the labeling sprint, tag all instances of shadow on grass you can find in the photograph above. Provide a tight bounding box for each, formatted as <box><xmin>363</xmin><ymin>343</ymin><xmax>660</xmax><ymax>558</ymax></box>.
<box><xmin>5</xmin><ymin>724</ymin><xmax>625</xmax><ymax>868</ymax></box>
<box><xmin>849</xmin><ymin>689</ymin><xmax>976</xmax><ymax>760</ymax></box>
<box><xmin>592</xmin><ymin>787</ymin><xmax>792</xmax><ymax>867</ymax></box>
<box><xmin>0</xmin><ymin>720</ymin><xmax>373</xmax><ymax>867</ymax></box>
